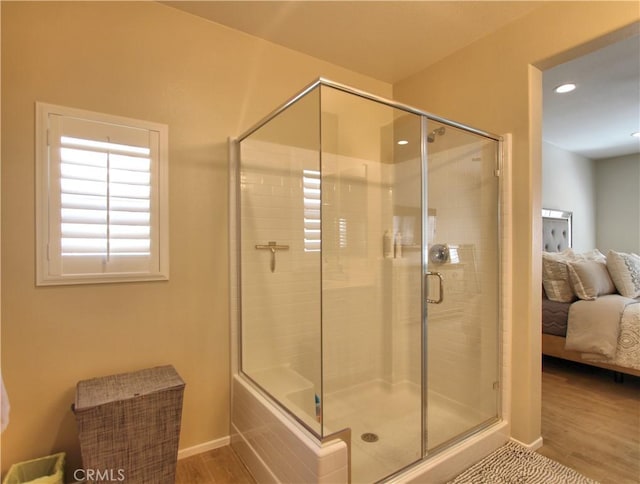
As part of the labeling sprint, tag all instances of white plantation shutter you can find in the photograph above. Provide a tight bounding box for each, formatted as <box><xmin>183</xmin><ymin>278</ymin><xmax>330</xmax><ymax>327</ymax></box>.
<box><xmin>37</xmin><ymin>103</ymin><xmax>169</xmax><ymax>284</ymax></box>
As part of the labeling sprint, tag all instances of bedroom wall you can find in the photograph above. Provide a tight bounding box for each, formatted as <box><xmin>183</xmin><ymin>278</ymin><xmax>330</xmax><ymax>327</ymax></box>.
<box><xmin>542</xmin><ymin>141</ymin><xmax>596</xmax><ymax>252</ymax></box>
<box><xmin>595</xmin><ymin>153</ymin><xmax>640</xmax><ymax>253</ymax></box>
<box><xmin>393</xmin><ymin>2</ymin><xmax>639</xmax><ymax>446</ymax></box>
<box><xmin>0</xmin><ymin>1</ymin><xmax>391</xmax><ymax>476</ymax></box>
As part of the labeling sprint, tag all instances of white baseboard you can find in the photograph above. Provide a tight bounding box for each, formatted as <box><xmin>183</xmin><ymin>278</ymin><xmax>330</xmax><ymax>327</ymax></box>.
<box><xmin>510</xmin><ymin>436</ymin><xmax>543</xmax><ymax>451</ymax></box>
<box><xmin>178</xmin><ymin>436</ymin><xmax>231</xmax><ymax>460</ymax></box>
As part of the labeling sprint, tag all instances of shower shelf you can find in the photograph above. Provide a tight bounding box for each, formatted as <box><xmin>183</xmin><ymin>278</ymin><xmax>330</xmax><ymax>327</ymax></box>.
<box><xmin>247</xmin><ymin>366</ymin><xmax>320</xmax><ymax>431</ymax></box>
<box><xmin>249</xmin><ymin>366</ymin><xmax>314</xmax><ymax>398</ymax></box>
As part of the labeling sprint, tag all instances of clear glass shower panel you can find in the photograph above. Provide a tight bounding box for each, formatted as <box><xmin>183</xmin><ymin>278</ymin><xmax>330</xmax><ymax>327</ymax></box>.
<box><xmin>239</xmin><ymin>87</ymin><xmax>322</xmax><ymax>434</ymax></box>
<box><xmin>425</xmin><ymin>121</ymin><xmax>500</xmax><ymax>451</ymax></box>
<box><xmin>320</xmin><ymin>86</ymin><xmax>424</xmax><ymax>483</ymax></box>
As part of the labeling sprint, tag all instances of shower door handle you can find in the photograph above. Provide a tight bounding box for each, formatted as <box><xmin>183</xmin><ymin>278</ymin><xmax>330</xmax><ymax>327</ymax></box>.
<box><xmin>425</xmin><ymin>271</ymin><xmax>444</xmax><ymax>304</ymax></box>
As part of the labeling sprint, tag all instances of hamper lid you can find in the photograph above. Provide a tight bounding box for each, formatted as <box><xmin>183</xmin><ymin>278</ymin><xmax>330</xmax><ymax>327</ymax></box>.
<box><xmin>74</xmin><ymin>365</ymin><xmax>185</xmax><ymax>411</ymax></box>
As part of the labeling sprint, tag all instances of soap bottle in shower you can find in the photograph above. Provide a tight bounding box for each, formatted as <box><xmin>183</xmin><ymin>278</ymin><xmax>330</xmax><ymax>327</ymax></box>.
<box><xmin>315</xmin><ymin>393</ymin><xmax>322</xmax><ymax>423</ymax></box>
<box><xmin>395</xmin><ymin>232</ymin><xmax>403</xmax><ymax>258</ymax></box>
<box><xmin>383</xmin><ymin>230</ymin><xmax>393</xmax><ymax>258</ymax></box>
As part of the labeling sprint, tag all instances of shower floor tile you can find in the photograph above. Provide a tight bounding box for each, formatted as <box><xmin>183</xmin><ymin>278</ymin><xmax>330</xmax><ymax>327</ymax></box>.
<box><xmin>323</xmin><ymin>380</ymin><xmax>482</xmax><ymax>483</ymax></box>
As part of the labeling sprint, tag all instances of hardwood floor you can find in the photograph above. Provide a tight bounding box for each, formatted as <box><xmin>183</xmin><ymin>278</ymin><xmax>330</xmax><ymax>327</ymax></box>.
<box><xmin>176</xmin><ymin>446</ymin><xmax>256</xmax><ymax>484</ymax></box>
<box><xmin>178</xmin><ymin>360</ymin><xmax>639</xmax><ymax>484</ymax></box>
<box><xmin>538</xmin><ymin>356</ymin><xmax>640</xmax><ymax>484</ymax></box>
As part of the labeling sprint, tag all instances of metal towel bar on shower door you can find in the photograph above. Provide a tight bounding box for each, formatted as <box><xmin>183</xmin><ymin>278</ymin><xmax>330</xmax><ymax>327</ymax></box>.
<box><xmin>255</xmin><ymin>241</ymin><xmax>289</xmax><ymax>272</ymax></box>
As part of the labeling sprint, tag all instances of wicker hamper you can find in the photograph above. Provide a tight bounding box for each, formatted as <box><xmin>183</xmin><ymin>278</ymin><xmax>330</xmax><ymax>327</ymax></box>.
<box><xmin>73</xmin><ymin>365</ymin><xmax>185</xmax><ymax>484</ymax></box>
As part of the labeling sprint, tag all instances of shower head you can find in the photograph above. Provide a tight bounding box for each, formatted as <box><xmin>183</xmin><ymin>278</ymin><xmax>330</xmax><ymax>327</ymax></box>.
<box><xmin>427</xmin><ymin>126</ymin><xmax>446</xmax><ymax>143</ymax></box>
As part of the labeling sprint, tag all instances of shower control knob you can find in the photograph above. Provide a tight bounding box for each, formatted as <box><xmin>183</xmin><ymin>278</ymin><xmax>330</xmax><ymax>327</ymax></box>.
<box><xmin>429</xmin><ymin>244</ymin><xmax>450</xmax><ymax>264</ymax></box>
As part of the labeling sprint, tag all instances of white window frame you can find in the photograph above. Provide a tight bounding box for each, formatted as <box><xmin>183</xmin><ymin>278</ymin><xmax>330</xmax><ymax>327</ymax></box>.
<box><xmin>36</xmin><ymin>102</ymin><xmax>169</xmax><ymax>285</ymax></box>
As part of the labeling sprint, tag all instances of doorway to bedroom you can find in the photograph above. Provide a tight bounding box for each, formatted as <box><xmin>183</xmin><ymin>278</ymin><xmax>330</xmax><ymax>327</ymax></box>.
<box><xmin>537</xmin><ymin>28</ymin><xmax>640</xmax><ymax>483</ymax></box>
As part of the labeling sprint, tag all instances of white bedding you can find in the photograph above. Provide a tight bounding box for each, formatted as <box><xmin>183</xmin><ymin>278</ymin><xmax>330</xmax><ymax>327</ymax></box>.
<box><xmin>584</xmin><ymin>302</ymin><xmax>640</xmax><ymax>370</ymax></box>
<box><xmin>565</xmin><ymin>297</ymin><xmax>640</xmax><ymax>371</ymax></box>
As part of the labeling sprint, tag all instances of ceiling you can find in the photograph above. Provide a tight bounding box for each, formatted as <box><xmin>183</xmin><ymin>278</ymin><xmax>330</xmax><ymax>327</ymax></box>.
<box><xmin>543</xmin><ymin>35</ymin><xmax>640</xmax><ymax>160</ymax></box>
<box><xmin>165</xmin><ymin>1</ymin><xmax>639</xmax><ymax>160</ymax></box>
<box><xmin>164</xmin><ymin>1</ymin><xmax>541</xmax><ymax>83</ymax></box>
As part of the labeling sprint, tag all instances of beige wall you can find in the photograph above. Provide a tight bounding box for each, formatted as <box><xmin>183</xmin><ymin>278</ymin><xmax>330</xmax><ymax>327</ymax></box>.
<box><xmin>595</xmin><ymin>153</ymin><xmax>640</xmax><ymax>254</ymax></box>
<box><xmin>0</xmin><ymin>1</ymin><xmax>390</xmax><ymax>475</ymax></box>
<box><xmin>542</xmin><ymin>142</ymin><xmax>596</xmax><ymax>252</ymax></box>
<box><xmin>394</xmin><ymin>2</ymin><xmax>639</xmax><ymax>444</ymax></box>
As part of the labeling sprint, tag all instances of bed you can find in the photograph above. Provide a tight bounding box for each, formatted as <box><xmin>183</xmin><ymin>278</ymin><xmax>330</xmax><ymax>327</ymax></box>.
<box><xmin>541</xmin><ymin>209</ymin><xmax>640</xmax><ymax>378</ymax></box>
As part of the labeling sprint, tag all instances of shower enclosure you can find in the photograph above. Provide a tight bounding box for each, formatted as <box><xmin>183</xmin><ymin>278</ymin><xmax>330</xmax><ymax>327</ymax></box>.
<box><xmin>231</xmin><ymin>79</ymin><xmax>502</xmax><ymax>483</ymax></box>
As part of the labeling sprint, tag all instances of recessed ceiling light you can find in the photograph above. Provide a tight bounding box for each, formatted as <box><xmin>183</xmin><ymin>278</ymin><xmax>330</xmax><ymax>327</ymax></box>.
<box><xmin>397</xmin><ymin>140</ymin><xmax>409</xmax><ymax>145</ymax></box>
<box><xmin>632</xmin><ymin>131</ymin><xmax>640</xmax><ymax>138</ymax></box>
<box><xmin>554</xmin><ymin>83</ymin><xmax>577</xmax><ymax>94</ymax></box>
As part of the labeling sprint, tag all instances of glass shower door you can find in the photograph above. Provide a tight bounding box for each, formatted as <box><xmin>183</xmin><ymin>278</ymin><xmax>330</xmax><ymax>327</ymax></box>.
<box><xmin>424</xmin><ymin>120</ymin><xmax>501</xmax><ymax>452</ymax></box>
<box><xmin>320</xmin><ymin>86</ymin><xmax>424</xmax><ymax>483</ymax></box>
<box><xmin>239</xmin><ymin>87</ymin><xmax>323</xmax><ymax>435</ymax></box>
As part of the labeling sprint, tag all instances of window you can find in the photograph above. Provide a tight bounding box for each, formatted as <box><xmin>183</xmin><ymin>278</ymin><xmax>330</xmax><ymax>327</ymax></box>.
<box><xmin>36</xmin><ymin>103</ymin><xmax>169</xmax><ymax>285</ymax></box>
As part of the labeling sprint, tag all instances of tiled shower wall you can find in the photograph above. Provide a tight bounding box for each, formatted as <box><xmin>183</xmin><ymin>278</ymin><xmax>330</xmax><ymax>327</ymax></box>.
<box><xmin>239</xmin><ymin>139</ymin><xmax>398</xmax><ymax>422</ymax></box>
<box><xmin>240</xmin><ymin>139</ymin><xmax>322</xmax><ymax>397</ymax></box>
<box><xmin>425</xmin><ymin>136</ymin><xmax>500</xmax><ymax>423</ymax></box>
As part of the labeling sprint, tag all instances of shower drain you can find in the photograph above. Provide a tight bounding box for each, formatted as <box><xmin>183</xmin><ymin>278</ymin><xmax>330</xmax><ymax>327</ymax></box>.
<box><xmin>361</xmin><ymin>432</ymin><xmax>379</xmax><ymax>443</ymax></box>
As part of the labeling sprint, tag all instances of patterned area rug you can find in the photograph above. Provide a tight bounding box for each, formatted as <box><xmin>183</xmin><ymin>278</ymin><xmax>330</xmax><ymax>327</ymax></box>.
<box><xmin>448</xmin><ymin>441</ymin><xmax>598</xmax><ymax>483</ymax></box>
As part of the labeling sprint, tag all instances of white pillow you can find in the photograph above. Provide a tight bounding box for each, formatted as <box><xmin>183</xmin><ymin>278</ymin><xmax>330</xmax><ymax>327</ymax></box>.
<box><xmin>542</xmin><ymin>248</ymin><xmax>576</xmax><ymax>302</ymax></box>
<box><xmin>606</xmin><ymin>250</ymin><xmax>640</xmax><ymax>298</ymax></box>
<box><xmin>567</xmin><ymin>259</ymin><xmax>616</xmax><ymax>300</ymax></box>
<box><xmin>575</xmin><ymin>248</ymin><xmax>606</xmax><ymax>263</ymax></box>
<box><xmin>542</xmin><ymin>249</ymin><xmax>607</xmax><ymax>302</ymax></box>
